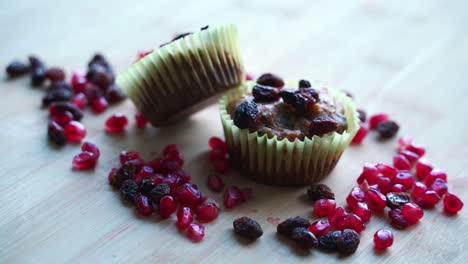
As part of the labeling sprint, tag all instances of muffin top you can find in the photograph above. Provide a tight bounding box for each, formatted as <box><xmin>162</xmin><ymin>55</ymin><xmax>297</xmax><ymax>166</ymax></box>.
<box><xmin>227</xmin><ymin>74</ymin><xmax>348</xmax><ymax>141</ymax></box>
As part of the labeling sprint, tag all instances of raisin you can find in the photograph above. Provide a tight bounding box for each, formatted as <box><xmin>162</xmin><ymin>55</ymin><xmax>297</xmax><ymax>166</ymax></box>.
<box><xmin>29</xmin><ymin>56</ymin><xmax>46</xmax><ymax>86</ymax></box>
<box><xmin>51</xmin><ymin>102</ymin><xmax>83</xmax><ymax>121</ymax></box>
<box><xmin>120</xmin><ymin>179</ymin><xmax>139</xmax><ymax>202</ymax></box>
<box><xmin>92</xmin><ymin>71</ymin><xmax>114</xmax><ymax>90</ymax></box>
<box><xmin>291</xmin><ymin>227</ymin><xmax>318</xmax><ymax>249</ymax></box>
<box><xmin>257</xmin><ymin>73</ymin><xmax>284</xmax><ymax>88</ymax></box>
<box><xmin>336</xmin><ymin>229</ymin><xmax>360</xmax><ymax>254</ymax></box>
<box><xmin>298</xmin><ymin>79</ymin><xmax>311</xmax><ymax>88</ymax></box>
<box><xmin>88</xmin><ymin>53</ymin><xmax>111</xmax><ymax>69</ymax></box>
<box><xmin>277</xmin><ymin>216</ymin><xmax>311</xmax><ymax>237</ymax></box>
<box><xmin>377</xmin><ymin>120</ymin><xmax>399</xmax><ymax>139</ymax></box>
<box><xmin>279</xmin><ymin>90</ymin><xmax>316</xmax><ymax>113</ymax></box>
<box><xmin>309</xmin><ymin>116</ymin><xmax>339</xmax><ymax>136</ymax></box>
<box><xmin>149</xmin><ymin>183</ymin><xmax>171</xmax><ymax>204</ymax></box>
<box><xmin>252</xmin><ymin>84</ymin><xmax>280</xmax><ymax>102</ymax></box>
<box><xmin>44</xmin><ymin>67</ymin><xmax>66</xmax><ymax>82</ymax></box>
<box><xmin>86</xmin><ymin>63</ymin><xmax>110</xmax><ymax>83</ymax></box>
<box><xmin>49</xmin><ymin>81</ymin><xmax>73</xmax><ymax>92</ymax></box>
<box><xmin>139</xmin><ymin>177</ymin><xmax>156</xmax><ymax>194</ymax></box>
<box><xmin>319</xmin><ymin>230</ymin><xmax>342</xmax><ymax>250</ymax></box>
<box><xmin>233</xmin><ymin>217</ymin><xmax>263</xmax><ymax>240</ymax></box>
<box><xmin>42</xmin><ymin>88</ymin><xmax>73</xmax><ymax>106</ymax></box>
<box><xmin>297</xmin><ymin>88</ymin><xmax>319</xmax><ymax>101</ymax></box>
<box><xmin>307</xmin><ymin>183</ymin><xmax>335</xmax><ymax>201</ymax></box>
<box><xmin>233</xmin><ymin>101</ymin><xmax>258</xmax><ymax>129</ymax></box>
<box><xmin>6</xmin><ymin>61</ymin><xmax>30</xmax><ymax>78</ymax></box>
<box><xmin>106</xmin><ymin>85</ymin><xmax>126</xmax><ymax>104</ymax></box>
<box><xmin>386</xmin><ymin>192</ymin><xmax>410</xmax><ymax>209</ymax></box>
<box><xmin>47</xmin><ymin>121</ymin><xmax>66</xmax><ymax>146</ymax></box>
<box><xmin>357</xmin><ymin>109</ymin><xmax>367</xmax><ymax>123</ymax></box>
<box><xmin>113</xmin><ymin>163</ymin><xmax>135</xmax><ymax>188</ymax></box>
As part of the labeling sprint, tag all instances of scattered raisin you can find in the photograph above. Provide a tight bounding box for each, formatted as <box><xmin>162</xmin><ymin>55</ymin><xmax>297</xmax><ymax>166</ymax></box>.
<box><xmin>357</xmin><ymin>109</ymin><xmax>367</xmax><ymax>123</ymax></box>
<box><xmin>298</xmin><ymin>79</ymin><xmax>311</xmax><ymax>88</ymax></box>
<box><xmin>377</xmin><ymin>120</ymin><xmax>399</xmax><ymax>139</ymax></box>
<box><xmin>297</xmin><ymin>88</ymin><xmax>319</xmax><ymax>101</ymax></box>
<box><xmin>233</xmin><ymin>217</ymin><xmax>263</xmax><ymax>240</ymax></box>
<box><xmin>257</xmin><ymin>73</ymin><xmax>284</xmax><ymax>88</ymax></box>
<box><xmin>277</xmin><ymin>216</ymin><xmax>311</xmax><ymax>237</ymax></box>
<box><xmin>336</xmin><ymin>229</ymin><xmax>360</xmax><ymax>254</ymax></box>
<box><xmin>291</xmin><ymin>227</ymin><xmax>318</xmax><ymax>249</ymax></box>
<box><xmin>386</xmin><ymin>192</ymin><xmax>410</xmax><ymax>209</ymax></box>
<box><xmin>29</xmin><ymin>56</ymin><xmax>46</xmax><ymax>86</ymax></box>
<box><xmin>307</xmin><ymin>183</ymin><xmax>335</xmax><ymax>202</ymax></box>
<box><xmin>105</xmin><ymin>85</ymin><xmax>126</xmax><ymax>104</ymax></box>
<box><xmin>149</xmin><ymin>183</ymin><xmax>171</xmax><ymax>204</ymax></box>
<box><xmin>309</xmin><ymin>116</ymin><xmax>339</xmax><ymax>136</ymax></box>
<box><xmin>252</xmin><ymin>84</ymin><xmax>280</xmax><ymax>102</ymax></box>
<box><xmin>113</xmin><ymin>163</ymin><xmax>135</xmax><ymax>188</ymax></box>
<box><xmin>42</xmin><ymin>87</ymin><xmax>73</xmax><ymax>106</ymax></box>
<box><xmin>139</xmin><ymin>177</ymin><xmax>156</xmax><ymax>194</ymax></box>
<box><xmin>44</xmin><ymin>67</ymin><xmax>66</xmax><ymax>82</ymax></box>
<box><xmin>279</xmin><ymin>90</ymin><xmax>316</xmax><ymax>113</ymax></box>
<box><xmin>233</xmin><ymin>101</ymin><xmax>258</xmax><ymax>129</ymax></box>
<box><xmin>51</xmin><ymin>102</ymin><xmax>83</xmax><ymax>121</ymax></box>
<box><xmin>120</xmin><ymin>179</ymin><xmax>139</xmax><ymax>202</ymax></box>
<box><xmin>319</xmin><ymin>230</ymin><xmax>342</xmax><ymax>250</ymax></box>
<box><xmin>47</xmin><ymin>121</ymin><xmax>66</xmax><ymax>146</ymax></box>
<box><xmin>6</xmin><ymin>61</ymin><xmax>30</xmax><ymax>78</ymax></box>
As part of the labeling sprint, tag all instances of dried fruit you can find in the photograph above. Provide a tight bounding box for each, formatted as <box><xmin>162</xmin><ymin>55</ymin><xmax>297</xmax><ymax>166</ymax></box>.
<box><xmin>64</xmin><ymin>121</ymin><xmax>87</xmax><ymax>142</ymax></box>
<box><xmin>443</xmin><ymin>192</ymin><xmax>464</xmax><ymax>215</ymax></box>
<box><xmin>134</xmin><ymin>112</ymin><xmax>148</xmax><ymax>128</ymax></box>
<box><xmin>233</xmin><ymin>100</ymin><xmax>258</xmax><ymax>129</ymax></box>
<box><xmin>252</xmin><ymin>84</ymin><xmax>280</xmax><ymax>102</ymax></box>
<box><xmin>388</xmin><ymin>208</ymin><xmax>409</xmax><ymax>229</ymax></box>
<box><xmin>377</xmin><ymin>120</ymin><xmax>399</xmax><ymax>139</ymax></box>
<box><xmin>44</xmin><ymin>67</ymin><xmax>66</xmax><ymax>82</ymax></box>
<box><xmin>279</xmin><ymin>90</ymin><xmax>316</xmax><ymax>114</ymax></box>
<box><xmin>42</xmin><ymin>87</ymin><xmax>73</xmax><ymax>106</ymax></box>
<box><xmin>319</xmin><ymin>230</ymin><xmax>342</xmax><ymax>250</ymax></box>
<box><xmin>6</xmin><ymin>61</ymin><xmax>30</xmax><ymax>78</ymax></box>
<box><xmin>357</xmin><ymin>109</ymin><xmax>367</xmax><ymax>123</ymax></box>
<box><xmin>29</xmin><ymin>56</ymin><xmax>46</xmax><ymax>86</ymax></box>
<box><xmin>309</xmin><ymin>116</ymin><xmax>339</xmax><ymax>136</ymax></box>
<box><xmin>113</xmin><ymin>163</ymin><xmax>135</xmax><ymax>188</ymax></box>
<box><xmin>351</xmin><ymin>123</ymin><xmax>369</xmax><ymax>144</ymax></box>
<box><xmin>369</xmin><ymin>113</ymin><xmax>389</xmax><ymax>129</ymax></box>
<box><xmin>307</xmin><ymin>183</ymin><xmax>335</xmax><ymax>202</ymax></box>
<box><xmin>415</xmin><ymin>190</ymin><xmax>441</xmax><ymax>209</ymax></box>
<box><xmin>120</xmin><ymin>179</ymin><xmax>139</xmax><ymax>202</ymax></box>
<box><xmin>337</xmin><ymin>214</ymin><xmax>365</xmax><ymax>234</ymax></box>
<box><xmin>186</xmin><ymin>223</ymin><xmax>205</xmax><ymax>242</ymax></box>
<box><xmin>336</xmin><ymin>229</ymin><xmax>360</xmax><ymax>254</ymax></box>
<box><xmin>277</xmin><ymin>216</ymin><xmax>311</xmax><ymax>237</ymax></box>
<box><xmin>197</xmin><ymin>203</ymin><xmax>219</xmax><ymax>222</ymax></box>
<box><xmin>291</xmin><ymin>227</ymin><xmax>318</xmax><ymax>249</ymax></box>
<box><xmin>298</xmin><ymin>79</ymin><xmax>311</xmax><ymax>88</ymax></box>
<box><xmin>135</xmin><ymin>194</ymin><xmax>153</xmax><ymax>216</ymax></box>
<box><xmin>207</xmin><ymin>173</ymin><xmax>224</xmax><ymax>192</ymax></box>
<box><xmin>159</xmin><ymin>195</ymin><xmax>176</xmax><ymax>218</ymax></box>
<box><xmin>401</xmin><ymin>203</ymin><xmax>423</xmax><ymax>224</ymax></box>
<box><xmin>72</xmin><ymin>151</ymin><xmax>97</xmax><ymax>170</ymax></box>
<box><xmin>233</xmin><ymin>217</ymin><xmax>263</xmax><ymax>239</ymax></box>
<box><xmin>313</xmin><ymin>199</ymin><xmax>336</xmax><ymax>217</ymax></box>
<box><xmin>256</xmin><ymin>73</ymin><xmax>284</xmax><ymax>88</ymax></box>
<box><xmin>366</xmin><ymin>189</ymin><xmax>387</xmax><ymax>212</ymax></box>
<box><xmin>139</xmin><ymin>177</ymin><xmax>155</xmax><ymax>194</ymax></box>
<box><xmin>149</xmin><ymin>183</ymin><xmax>171</xmax><ymax>204</ymax></box>
<box><xmin>373</xmin><ymin>229</ymin><xmax>393</xmax><ymax>250</ymax></box>
<box><xmin>386</xmin><ymin>192</ymin><xmax>410</xmax><ymax>209</ymax></box>
<box><xmin>308</xmin><ymin>220</ymin><xmax>331</xmax><ymax>237</ymax></box>
<box><xmin>176</xmin><ymin>207</ymin><xmax>193</xmax><ymax>230</ymax></box>
<box><xmin>105</xmin><ymin>113</ymin><xmax>129</xmax><ymax>132</ymax></box>
<box><xmin>48</xmin><ymin>121</ymin><xmax>66</xmax><ymax>146</ymax></box>
<box><xmin>106</xmin><ymin>85</ymin><xmax>126</xmax><ymax>104</ymax></box>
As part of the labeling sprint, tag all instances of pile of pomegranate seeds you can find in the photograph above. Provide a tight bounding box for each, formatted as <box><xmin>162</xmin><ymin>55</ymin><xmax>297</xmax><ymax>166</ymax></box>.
<box><xmin>352</xmin><ymin>111</ymin><xmax>400</xmax><ymax>144</ymax></box>
<box><xmin>72</xmin><ymin>141</ymin><xmax>100</xmax><ymax>170</ymax></box>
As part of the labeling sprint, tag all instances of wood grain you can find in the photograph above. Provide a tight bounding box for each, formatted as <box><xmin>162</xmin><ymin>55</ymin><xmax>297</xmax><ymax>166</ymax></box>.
<box><xmin>1</xmin><ymin>0</ymin><xmax>467</xmax><ymax>263</ymax></box>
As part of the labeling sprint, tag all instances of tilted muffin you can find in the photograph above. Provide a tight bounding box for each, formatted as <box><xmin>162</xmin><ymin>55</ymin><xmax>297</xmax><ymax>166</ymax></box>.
<box><xmin>219</xmin><ymin>74</ymin><xmax>359</xmax><ymax>186</ymax></box>
<box><xmin>117</xmin><ymin>24</ymin><xmax>244</xmax><ymax>125</ymax></box>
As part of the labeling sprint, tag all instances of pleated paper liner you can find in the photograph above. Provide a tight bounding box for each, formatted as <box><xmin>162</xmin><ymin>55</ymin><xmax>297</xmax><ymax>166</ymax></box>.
<box><xmin>219</xmin><ymin>80</ymin><xmax>360</xmax><ymax>186</ymax></box>
<box><xmin>116</xmin><ymin>24</ymin><xmax>245</xmax><ymax>126</ymax></box>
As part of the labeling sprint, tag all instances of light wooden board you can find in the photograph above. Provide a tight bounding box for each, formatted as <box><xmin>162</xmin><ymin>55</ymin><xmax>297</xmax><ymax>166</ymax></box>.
<box><xmin>1</xmin><ymin>0</ymin><xmax>467</xmax><ymax>263</ymax></box>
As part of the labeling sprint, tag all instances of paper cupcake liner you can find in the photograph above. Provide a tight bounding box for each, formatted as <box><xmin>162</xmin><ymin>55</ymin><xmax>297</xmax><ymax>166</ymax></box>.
<box><xmin>117</xmin><ymin>24</ymin><xmax>245</xmax><ymax>125</ymax></box>
<box><xmin>219</xmin><ymin>80</ymin><xmax>360</xmax><ymax>186</ymax></box>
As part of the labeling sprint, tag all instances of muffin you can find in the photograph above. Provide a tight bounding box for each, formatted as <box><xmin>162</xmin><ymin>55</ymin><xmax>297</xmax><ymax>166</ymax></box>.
<box><xmin>116</xmin><ymin>24</ymin><xmax>244</xmax><ymax>126</ymax></box>
<box><xmin>219</xmin><ymin>74</ymin><xmax>359</xmax><ymax>186</ymax></box>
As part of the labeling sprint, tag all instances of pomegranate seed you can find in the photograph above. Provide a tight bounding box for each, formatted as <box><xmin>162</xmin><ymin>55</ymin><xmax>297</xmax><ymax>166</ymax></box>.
<box><xmin>186</xmin><ymin>223</ymin><xmax>205</xmax><ymax>242</ymax></box>
<box><xmin>393</xmin><ymin>171</ymin><xmax>415</xmax><ymax>189</ymax></box>
<box><xmin>392</xmin><ymin>184</ymin><xmax>406</xmax><ymax>193</ymax></box>
<box><xmin>337</xmin><ymin>214</ymin><xmax>365</xmax><ymax>233</ymax></box>
<box><xmin>51</xmin><ymin>110</ymin><xmax>73</xmax><ymax>127</ymax></box>
<box><xmin>81</xmin><ymin>141</ymin><xmax>100</xmax><ymax>158</ymax></box>
<box><xmin>176</xmin><ymin>207</ymin><xmax>193</xmax><ymax>230</ymax></box>
<box><xmin>163</xmin><ymin>152</ymin><xmax>184</xmax><ymax>171</ymax></box>
<box><xmin>197</xmin><ymin>203</ymin><xmax>219</xmax><ymax>222</ymax></box>
<box><xmin>415</xmin><ymin>190</ymin><xmax>441</xmax><ymax>209</ymax></box>
<box><xmin>401</xmin><ymin>203</ymin><xmax>423</xmax><ymax>224</ymax></box>
<box><xmin>134</xmin><ymin>165</ymin><xmax>154</xmax><ymax>182</ymax></box>
<box><xmin>105</xmin><ymin>113</ymin><xmax>128</xmax><ymax>132</ymax></box>
<box><xmin>134</xmin><ymin>112</ymin><xmax>148</xmax><ymax>128</ymax></box>
<box><xmin>208</xmin><ymin>137</ymin><xmax>227</xmax><ymax>152</ymax></box>
<box><xmin>45</xmin><ymin>67</ymin><xmax>66</xmax><ymax>82</ymax></box>
<box><xmin>406</xmin><ymin>143</ymin><xmax>425</xmax><ymax>157</ymax></box>
<box><xmin>159</xmin><ymin>195</ymin><xmax>176</xmax><ymax>218</ymax></box>
<box><xmin>346</xmin><ymin>187</ymin><xmax>366</xmax><ymax>209</ymax></box>
<box><xmin>163</xmin><ymin>144</ymin><xmax>180</xmax><ymax>156</ymax></box>
<box><xmin>431</xmin><ymin>178</ymin><xmax>448</xmax><ymax>196</ymax></box>
<box><xmin>366</xmin><ymin>189</ymin><xmax>387</xmax><ymax>212</ymax></box>
<box><xmin>376</xmin><ymin>162</ymin><xmax>398</xmax><ymax>180</ymax></box>
<box><xmin>357</xmin><ymin>163</ymin><xmax>379</xmax><ymax>184</ymax></box>
<box><xmin>119</xmin><ymin>151</ymin><xmax>141</xmax><ymax>165</ymax></box>
<box><xmin>397</xmin><ymin>136</ymin><xmax>413</xmax><ymax>150</ymax></box>
<box><xmin>173</xmin><ymin>170</ymin><xmax>191</xmax><ymax>185</ymax></box>
<box><xmin>373</xmin><ymin>229</ymin><xmax>393</xmax><ymax>250</ymax></box>
<box><xmin>71</xmin><ymin>93</ymin><xmax>88</xmax><ymax>110</ymax></box>
<box><xmin>415</xmin><ymin>158</ymin><xmax>433</xmax><ymax>180</ymax></box>
<box><xmin>108</xmin><ymin>168</ymin><xmax>118</xmax><ymax>185</ymax></box>
<box><xmin>48</xmin><ymin>121</ymin><xmax>66</xmax><ymax>146</ymax></box>
<box><xmin>399</xmin><ymin>150</ymin><xmax>419</xmax><ymax>166</ymax></box>
<box><xmin>393</xmin><ymin>154</ymin><xmax>411</xmax><ymax>171</ymax></box>
<box><xmin>246</xmin><ymin>72</ymin><xmax>254</xmax><ymax>81</ymax></box>
<box><xmin>351</xmin><ymin>123</ymin><xmax>369</xmax><ymax>144</ymax></box>
<box><xmin>209</xmin><ymin>148</ymin><xmax>227</xmax><ymax>161</ymax></box>
<box><xmin>353</xmin><ymin>202</ymin><xmax>371</xmax><ymax>223</ymax></box>
<box><xmin>425</xmin><ymin>169</ymin><xmax>447</xmax><ymax>187</ymax></box>
<box><xmin>313</xmin><ymin>199</ymin><xmax>336</xmax><ymax>217</ymax></box>
<box><xmin>369</xmin><ymin>113</ymin><xmax>389</xmax><ymax>129</ymax></box>
<box><xmin>213</xmin><ymin>158</ymin><xmax>231</xmax><ymax>174</ymax></box>
<box><xmin>148</xmin><ymin>158</ymin><xmax>164</xmax><ymax>172</ymax></box>
<box><xmin>388</xmin><ymin>208</ymin><xmax>409</xmax><ymax>229</ymax></box>
<box><xmin>224</xmin><ymin>186</ymin><xmax>248</xmax><ymax>209</ymax></box>
<box><xmin>64</xmin><ymin>121</ymin><xmax>87</xmax><ymax>142</ymax></box>
<box><xmin>376</xmin><ymin>177</ymin><xmax>392</xmax><ymax>195</ymax></box>
<box><xmin>411</xmin><ymin>182</ymin><xmax>427</xmax><ymax>200</ymax></box>
<box><xmin>207</xmin><ymin>173</ymin><xmax>224</xmax><ymax>192</ymax></box>
<box><xmin>308</xmin><ymin>220</ymin><xmax>331</xmax><ymax>237</ymax></box>
<box><xmin>135</xmin><ymin>195</ymin><xmax>153</xmax><ymax>216</ymax></box>
<box><xmin>71</xmin><ymin>70</ymin><xmax>88</xmax><ymax>93</ymax></box>
<box><xmin>443</xmin><ymin>192</ymin><xmax>464</xmax><ymax>215</ymax></box>
<box><xmin>72</xmin><ymin>151</ymin><xmax>97</xmax><ymax>170</ymax></box>
<box><xmin>175</xmin><ymin>183</ymin><xmax>202</xmax><ymax>209</ymax></box>
<box><xmin>91</xmin><ymin>97</ymin><xmax>108</xmax><ymax>114</ymax></box>
<box><xmin>328</xmin><ymin>207</ymin><xmax>346</xmax><ymax>227</ymax></box>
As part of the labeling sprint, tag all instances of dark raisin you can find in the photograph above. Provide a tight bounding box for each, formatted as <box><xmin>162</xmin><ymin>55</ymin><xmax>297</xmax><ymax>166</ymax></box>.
<box><xmin>105</xmin><ymin>85</ymin><xmax>126</xmax><ymax>104</ymax></box>
<box><xmin>309</xmin><ymin>116</ymin><xmax>339</xmax><ymax>136</ymax></box>
<box><xmin>28</xmin><ymin>56</ymin><xmax>45</xmax><ymax>69</ymax></box>
<box><xmin>336</xmin><ymin>229</ymin><xmax>360</xmax><ymax>254</ymax></box>
<box><xmin>47</xmin><ymin>121</ymin><xmax>66</xmax><ymax>146</ymax></box>
<box><xmin>139</xmin><ymin>177</ymin><xmax>156</xmax><ymax>194</ymax></box>
<box><xmin>51</xmin><ymin>102</ymin><xmax>83</xmax><ymax>121</ymax></box>
<box><xmin>113</xmin><ymin>163</ymin><xmax>135</xmax><ymax>188</ymax></box>
<box><xmin>388</xmin><ymin>208</ymin><xmax>410</xmax><ymax>229</ymax></box>
<box><xmin>252</xmin><ymin>84</ymin><xmax>280</xmax><ymax>102</ymax></box>
<box><xmin>307</xmin><ymin>183</ymin><xmax>335</xmax><ymax>202</ymax></box>
<box><xmin>172</xmin><ymin>32</ymin><xmax>192</xmax><ymax>41</ymax></box>
<box><xmin>92</xmin><ymin>71</ymin><xmax>114</xmax><ymax>90</ymax></box>
<box><xmin>29</xmin><ymin>56</ymin><xmax>46</xmax><ymax>86</ymax></box>
<box><xmin>386</xmin><ymin>192</ymin><xmax>410</xmax><ymax>209</ymax></box>
<box><xmin>149</xmin><ymin>183</ymin><xmax>171</xmax><ymax>204</ymax></box>
<box><xmin>83</xmin><ymin>84</ymin><xmax>104</xmax><ymax>104</ymax></box>
<box><xmin>233</xmin><ymin>216</ymin><xmax>263</xmax><ymax>240</ymax></box>
<box><xmin>201</xmin><ymin>25</ymin><xmax>209</xmax><ymax>30</ymax></box>
<box><xmin>44</xmin><ymin>67</ymin><xmax>66</xmax><ymax>82</ymax></box>
<box><xmin>377</xmin><ymin>120</ymin><xmax>399</xmax><ymax>139</ymax></box>
<box><xmin>120</xmin><ymin>179</ymin><xmax>139</xmax><ymax>202</ymax></box>
<box><xmin>297</xmin><ymin>87</ymin><xmax>319</xmax><ymax>101</ymax></box>
<box><xmin>279</xmin><ymin>90</ymin><xmax>316</xmax><ymax>113</ymax></box>
<box><xmin>357</xmin><ymin>109</ymin><xmax>367</xmax><ymax>123</ymax></box>
<box><xmin>49</xmin><ymin>81</ymin><xmax>73</xmax><ymax>91</ymax></box>
<box><xmin>277</xmin><ymin>216</ymin><xmax>311</xmax><ymax>237</ymax></box>
<box><xmin>42</xmin><ymin>88</ymin><xmax>73</xmax><ymax>106</ymax></box>
<box><xmin>298</xmin><ymin>79</ymin><xmax>311</xmax><ymax>88</ymax></box>
<box><xmin>88</xmin><ymin>53</ymin><xmax>110</xmax><ymax>69</ymax></box>
<box><xmin>291</xmin><ymin>227</ymin><xmax>318</xmax><ymax>249</ymax></box>
<box><xmin>86</xmin><ymin>63</ymin><xmax>110</xmax><ymax>82</ymax></box>
<box><xmin>257</xmin><ymin>73</ymin><xmax>284</xmax><ymax>88</ymax></box>
<box><xmin>6</xmin><ymin>61</ymin><xmax>30</xmax><ymax>78</ymax></box>
<box><xmin>319</xmin><ymin>230</ymin><xmax>342</xmax><ymax>250</ymax></box>
<box><xmin>233</xmin><ymin>101</ymin><xmax>258</xmax><ymax>129</ymax></box>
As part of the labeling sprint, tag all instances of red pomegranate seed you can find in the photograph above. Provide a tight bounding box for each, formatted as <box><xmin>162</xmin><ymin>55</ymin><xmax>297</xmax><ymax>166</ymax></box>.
<box><xmin>393</xmin><ymin>154</ymin><xmax>411</xmax><ymax>171</ymax></box>
<box><xmin>45</xmin><ymin>67</ymin><xmax>66</xmax><ymax>82</ymax></box>
<box><xmin>337</xmin><ymin>214</ymin><xmax>365</xmax><ymax>233</ymax></box>
<box><xmin>213</xmin><ymin>158</ymin><xmax>231</xmax><ymax>174</ymax></box>
<box><xmin>392</xmin><ymin>184</ymin><xmax>406</xmax><ymax>193</ymax></box>
<box><xmin>186</xmin><ymin>223</ymin><xmax>205</xmax><ymax>242</ymax></box>
<box><xmin>71</xmin><ymin>93</ymin><xmax>88</xmax><ymax>110</ymax></box>
<box><xmin>415</xmin><ymin>190</ymin><xmax>441</xmax><ymax>209</ymax></box>
<box><xmin>246</xmin><ymin>72</ymin><xmax>254</xmax><ymax>81</ymax></box>
<box><xmin>71</xmin><ymin>70</ymin><xmax>88</xmax><ymax>93</ymax></box>
<box><xmin>425</xmin><ymin>169</ymin><xmax>447</xmax><ymax>187</ymax></box>
<box><xmin>313</xmin><ymin>199</ymin><xmax>336</xmax><ymax>217</ymax></box>
<box><xmin>388</xmin><ymin>208</ymin><xmax>409</xmax><ymax>229</ymax></box>
<box><xmin>399</xmin><ymin>150</ymin><xmax>419</xmax><ymax>166</ymax></box>
<box><xmin>443</xmin><ymin>192</ymin><xmax>464</xmax><ymax>215</ymax></box>
<box><xmin>51</xmin><ymin>110</ymin><xmax>73</xmax><ymax>127</ymax></box>
<box><xmin>366</xmin><ymin>189</ymin><xmax>387</xmax><ymax>212</ymax></box>
<box><xmin>81</xmin><ymin>141</ymin><xmax>100</xmax><ymax>158</ymax></box>
<box><xmin>197</xmin><ymin>203</ymin><xmax>219</xmax><ymax>222</ymax></box>
<box><xmin>207</xmin><ymin>173</ymin><xmax>224</xmax><ymax>192</ymax></box>
<box><xmin>208</xmin><ymin>137</ymin><xmax>227</xmax><ymax>152</ymax></box>
<box><xmin>224</xmin><ymin>186</ymin><xmax>248</xmax><ymax>209</ymax></box>
<box><xmin>393</xmin><ymin>171</ymin><xmax>415</xmax><ymax>189</ymax></box>
<box><xmin>135</xmin><ymin>195</ymin><xmax>153</xmax><ymax>216</ymax></box>
<box><xmin>369</xmin><ymin>113</ymin><xmax>389</xmax><ymax>129</ymax></box>
<box><xmin>209</xmin><ymin>148</ymin><xmax>227</xmax><ymax>161</ymax></box>
<box><xmin>346</xmin><ymin>187</ymin><xmax>366</xmax><ymax>209</ymax></box>
<box><xmin>105</xmin><ymin>113</ymin><xmax>128</xmax><ymax>132</ymax></box>
<box><xmin>397</xmin><ymin>136</ymin><xmax>413</xmax><ymax>151</ymax></box>
<box><xmin>159</xmin><ymin>195</ymin><xmax>176</xmax><ymax>218</ymax></box>
<box><xmin>134</xmin><ymin>165</ymin><xmax>154</xmax><ymax>182</ymax></box>
<box><xmin>415</xmin><ymin>158</ymin><xmax>433</xmax><ymax>180</ymax></box>
<box><xmin>163</xmin><ymin>144</ymin><xmax>180</xmax><ymax>156</ymax></box>
<box><xmin>176</xmin><ymin>183</ymin><xmax>202</xmax><ymax>209</ymax></box>
<box><xmin>377</xmin><ymin>177</ymin><xmax>392</xmax><ymax>195</ymax></box>
<box><xmin>176</xmin><ymin>207</ymin><xmax>193</xmax><ymax>230</ymax></box>
<box><xmin>64</xmin><ymin>121</ymin><xmax>87</xmax><ymax>142</ymax></box>
<box><xmin>91</xmin><ymin>97</ymin><xmax>108</xmax><ymax>114</ymax></box>
<box><xmin>308</xmin><ymin>220</ymin><xmax>331</xmax><ymax>237</ymax></box>
<box><xmin>411</xmin><ymin>182</ymin><xmax>427</xmax><ymax>200</ymax></box>
<box><xmin>328</xmin><ymin>207</ymin><xmax>346</xmax><ymax>227</ymax></box>
<box><xmin>108</xmin><ymin>168</ymin><xmax>118</xmax><ymax>185</ymax></box>
<box><xmin>431</xmin><ymin>178</ymin><xmax>448</xmax><ymax>197</ymax></box>
<box><xmin>351</xmin><ymin>123</ymin><xmax>369</xmax><ymax>144</ymax></box>
<box><xmin>72</xmin><ymin>151</ymin><xmax>97</xmax><ymax>170</ymax></box>
<box><xmin>353</xmin><ymin>202</ymin><xmax>371</xmax><ymax>223</ymax></box>
<box><xmin>401</xmin><ymin>203</ymin><xmax>423</xmax><ymax>224</ymax></box>
<box><xmin>173</xmin><ymin>170</ymin><xmax>191</xmax><ymax>185</ymax></box>
<box><xmin>376</xmin><ymin>162</ymin><xmax>397</xmax><ymax>180</ymax></box>
<box><xmin>374</xmin><ymin>229</ymin><xmax>393</xmax><ymax>250</ymax></box>
<box><xmin>357</xmin><ymin>162</ymin><xmax>379</xmax><ymax>184</ymax></box>
<box><xmin>148</xmin><ymin>158</ymin><xmax>164</xmax><ymax>172</ymax></box>
<box><xmin>163</xmin><ymin>152</ymin><xmax>184</xmax><ymax>171</ymax></box>
<box><xmin>406</xmin><ymin>143</ymin><xmax>425</xmax><ymax>157</ymax></box>
<box><xmin>134</xmin><ymin>112</ymin><xmax>148</xmax><ymax>128</ymax></box>
<box><xmin>119</xmin><ymin>151</ymin><xmax>141</xmax><ymax>165</ymax></box>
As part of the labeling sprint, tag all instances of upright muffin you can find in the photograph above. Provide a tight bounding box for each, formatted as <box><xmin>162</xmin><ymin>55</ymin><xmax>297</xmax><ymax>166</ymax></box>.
<box><xmin>117</xmin><ymin>24</ymin><xmax>244</xmax><ymax>125</ymax></box>
<box><xmin>219</xmin><ymin>74</ymin><xmax>359</xmax><ymax>186</ymax></box>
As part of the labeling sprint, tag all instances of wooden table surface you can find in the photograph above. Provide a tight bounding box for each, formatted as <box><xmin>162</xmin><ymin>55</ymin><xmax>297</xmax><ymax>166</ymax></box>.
<box><xmin>1</xmin><ymin>0</ymin><xmax>467</xmax><ymax>263</ymax></box>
